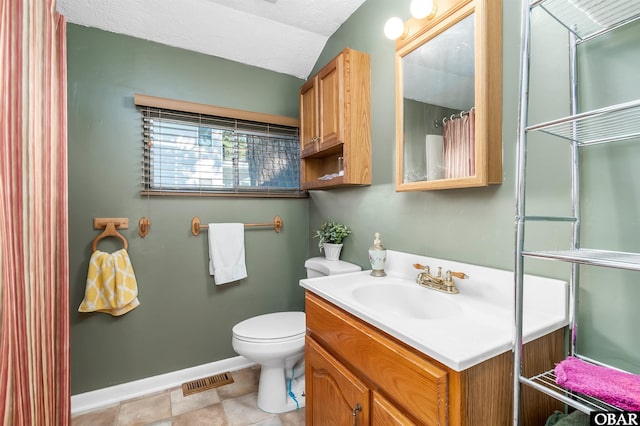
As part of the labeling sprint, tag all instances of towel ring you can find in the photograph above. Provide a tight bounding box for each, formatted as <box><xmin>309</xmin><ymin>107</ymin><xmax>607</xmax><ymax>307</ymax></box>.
<box><xmin>92</xmin><ymin>222</ymin><xmax>128</xmax><ymax>252</ymax></box>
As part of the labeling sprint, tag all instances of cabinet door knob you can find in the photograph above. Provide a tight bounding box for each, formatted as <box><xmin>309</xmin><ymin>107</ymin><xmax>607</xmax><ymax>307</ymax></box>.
<box><xmin>352</xmin><ymin>403</ymin><xmax>362</xmax><ymax>426</ymax></box>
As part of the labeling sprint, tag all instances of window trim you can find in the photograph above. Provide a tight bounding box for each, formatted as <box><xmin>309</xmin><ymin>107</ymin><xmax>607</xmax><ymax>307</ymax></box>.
<box><xmin>134</xmin><ymin>94</ymin><xmax>299</xmax><ymax>129</ymax></box>
<box><xmin>134</xmin><ymin>94</ymin><xmax>306</xmax><ymax>198</ymax></box>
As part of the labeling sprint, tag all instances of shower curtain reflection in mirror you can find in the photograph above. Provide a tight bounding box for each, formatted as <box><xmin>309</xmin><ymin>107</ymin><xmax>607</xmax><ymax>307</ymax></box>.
<box><xmin>443</xmin><ymin>108</ymin><xmax>475</xmax><ymax>178</ymax></box>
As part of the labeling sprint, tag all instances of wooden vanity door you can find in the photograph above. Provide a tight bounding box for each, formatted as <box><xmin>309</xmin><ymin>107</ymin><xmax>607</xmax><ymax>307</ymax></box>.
<box><xmin>371</xmin><ymin>391</ymin><xmax>417</xmax><ymax>426</ymax></box>
<box><xmin>305</xmin><ymin>337</ymin><xmax>370</xmax><ymax>426</ymax></box>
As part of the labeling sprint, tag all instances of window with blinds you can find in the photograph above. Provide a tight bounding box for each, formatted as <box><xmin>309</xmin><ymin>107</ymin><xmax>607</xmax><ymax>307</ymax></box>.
<box><xmin>137</xmin><ymin>96</ymin><xmax>303</xmax><ymax>197</ymax></box>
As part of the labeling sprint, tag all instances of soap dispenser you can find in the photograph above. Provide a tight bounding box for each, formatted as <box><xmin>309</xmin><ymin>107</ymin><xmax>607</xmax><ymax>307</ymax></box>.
<box><xmin>368</xmin><ymin>232</ymin><xmax>387</xmax><ymax>277</ymax></box>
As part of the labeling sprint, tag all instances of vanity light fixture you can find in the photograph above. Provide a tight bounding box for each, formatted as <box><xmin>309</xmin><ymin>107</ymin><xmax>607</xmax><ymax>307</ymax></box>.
<box><xmin>384</xmin><ymin>0</ymin><xmax>436</xmax><ymax>40</ymax></box>
<box><xmin>410</xmin><ymin>0</ymin><xmax>435</xmax><ymax>19</ymax></box>
<box><xmin>384</xmin><ymin>17</ymin><xmax>406</xmax><ymax>40</ymax></box>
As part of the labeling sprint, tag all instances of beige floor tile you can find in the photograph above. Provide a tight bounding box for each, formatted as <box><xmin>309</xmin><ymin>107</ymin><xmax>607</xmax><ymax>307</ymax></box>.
<box><xmin>248</xmin><ymin>418</ymin><xmax>283</xmax><ymax>426</ymax></box>
<box><xmin>172</xmin><ymin>403</ymin><xmax>228</xmax><ymax>426</ymax></box>
<box><xmin>117</xmin><ymin>392</ymin><xmax>171</xmax><ymax>426</ymax></box>
<box><xmin>170</xmin><ymin>385</ymin><xmax>221</xmax><ymax>416</ymax></box>
<box><xmin>71</xmin><ymin>404</ymin><xmax>119</xmax><ymax>426</ymax></box>
<box><xmin>70</xmin><ymin>366</ymin><xmax>305</xmax><ymax>426</ymax></box>
<box><xmin>217</xmin><ymin>366</ymin><xmax>260</xmax><ymax>400</ymax></box>
<box><xmin>145</xmin><ymin>421</ymin><xmax>172</xmax><ymax>426</ymax></box>
<box><xmin>222</xmin><ymin>392</ymin><xmax>277</xmax><ymax>426</ymax></box>
<box><xmin>279</xmin><ymin>408</ymin><xmax>305</xmax><ymax>426</ymax></box>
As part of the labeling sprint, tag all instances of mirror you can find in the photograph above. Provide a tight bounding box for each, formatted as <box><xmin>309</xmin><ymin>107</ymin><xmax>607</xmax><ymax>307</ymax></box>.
<box><xmin>395</xmin><ymin>0</ymin><xmax>502</xmax><ymax>191</ymax></box>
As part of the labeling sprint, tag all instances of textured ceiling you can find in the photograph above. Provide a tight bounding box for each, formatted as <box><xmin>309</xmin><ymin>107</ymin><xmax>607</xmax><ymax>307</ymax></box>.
<box><xmin>56</xmin><ymin>0</ymin><xmax>367</xmax><ymax>80</ymax></box>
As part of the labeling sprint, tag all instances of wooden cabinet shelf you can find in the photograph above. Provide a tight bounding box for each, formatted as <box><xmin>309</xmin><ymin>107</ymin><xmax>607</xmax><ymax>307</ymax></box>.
<box><xmin>301</xmin><ymin>176</ymin><xmax>345</xmax><ymax>191</ymax></box>
<box><xmin>299</xmin><ymin>48</ymin><xmax>371</xmax><ymax>190</ymax></box>
<box><xmin>300</xmin><ymin>142</ymin><xmax>343</xmax><ymax>159</ymax></box>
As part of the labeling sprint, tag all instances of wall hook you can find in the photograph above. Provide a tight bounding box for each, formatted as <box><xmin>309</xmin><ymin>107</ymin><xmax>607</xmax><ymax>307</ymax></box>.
<box><xmin>138</xmin><ymin>217</ymin><xmax>151</xmax><ymax>238</ymax></box>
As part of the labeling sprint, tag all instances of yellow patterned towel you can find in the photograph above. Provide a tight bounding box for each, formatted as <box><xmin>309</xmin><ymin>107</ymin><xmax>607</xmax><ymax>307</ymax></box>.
<box><xmin>79</xmin><ymin>249</ymin><xmax>140</xmax><ymax>316</ymax></box>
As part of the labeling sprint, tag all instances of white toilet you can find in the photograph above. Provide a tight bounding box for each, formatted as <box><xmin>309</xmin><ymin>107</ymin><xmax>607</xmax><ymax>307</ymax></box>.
<box><xmin>231</xmin><ymin>257</ymin><xmax>361</xmax><ymax>413</ymax></box>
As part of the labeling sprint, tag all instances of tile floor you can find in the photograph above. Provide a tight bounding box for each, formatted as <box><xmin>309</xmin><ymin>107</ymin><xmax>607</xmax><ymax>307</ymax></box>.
<box><xmin>71</xmin><ymin>366</ymin><xmax>305</xmax><ymax>426</ymax></box>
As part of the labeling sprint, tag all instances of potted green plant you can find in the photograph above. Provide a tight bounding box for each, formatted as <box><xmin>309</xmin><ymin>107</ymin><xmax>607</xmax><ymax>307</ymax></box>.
<box><xmin>313</xmin><ymin>220</ymin><xmax>352</xmax><ymax>260</ymax></box>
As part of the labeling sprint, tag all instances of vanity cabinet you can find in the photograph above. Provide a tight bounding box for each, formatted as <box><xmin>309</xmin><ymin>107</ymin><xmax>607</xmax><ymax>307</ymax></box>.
<box><xmin>305</xmin><ymin>292</ymin><xmax>563</xmax><ymax>425</ymax></box>
<box><xmin>299</xmin><ymin>48</ymin><xmax>371</xmax><ymax>190</ymax></box>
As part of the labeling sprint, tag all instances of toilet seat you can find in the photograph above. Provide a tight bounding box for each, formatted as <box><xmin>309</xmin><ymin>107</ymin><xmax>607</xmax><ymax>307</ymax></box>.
<box><xmin>232</xmin><ymin>311</ymin><xmax>305</xmax><ymax>344</ymax></box>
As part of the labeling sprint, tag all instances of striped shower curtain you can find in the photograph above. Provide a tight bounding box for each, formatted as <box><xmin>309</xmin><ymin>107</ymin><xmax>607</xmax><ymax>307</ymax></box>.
<box><xmin>443</xmin><ymin>109</ymin><xmax>475</xmax><ymax>179</ymax></box>
<box><xmin>0</xmin><ymin>1</ymin><xmax>70</xmax><ymax>425</ymax></box>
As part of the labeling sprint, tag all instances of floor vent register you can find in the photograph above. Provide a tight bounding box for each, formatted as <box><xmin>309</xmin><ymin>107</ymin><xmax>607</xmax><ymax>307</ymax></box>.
<box><xmin>181</xmin><ymin>372</ymin><xmax>234</xmax><ymax>396</ymax></box>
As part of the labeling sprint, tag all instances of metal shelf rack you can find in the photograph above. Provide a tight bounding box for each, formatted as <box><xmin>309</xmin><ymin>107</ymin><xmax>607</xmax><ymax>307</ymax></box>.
<box><xmin>522</xmin><ymin>367</ymin><xmax>623</xmax><ymax>414</ymax></box>
<box><xmin>527</xmin><ymin>99</ymin><xmax>640</xmax><ymax>145</ymax></box>
<box><xmin>523</xmin><ymin>249</ymin><xmax>640</xmax><ymax>271</ymax></box>
<box><xmin>513</xmin><ymin>0</ymin><xmax>640</xmax><ymax>423</ymax></box>
<box><xmin>533</xmin><ymin>0</ymin><xmax>640</xmax><ymax>42</ymax></box>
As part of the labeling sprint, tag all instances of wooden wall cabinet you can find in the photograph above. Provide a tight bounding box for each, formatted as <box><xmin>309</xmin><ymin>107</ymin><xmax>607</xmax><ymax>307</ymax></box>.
<box><xmin>299</xmin><ymin>48</ymin><xmax>371</xmax><ymax>190</ymax></box>
<box><xmin>305</xmin><ymin>292</ymin><xmax>563</xmax><ymax>425</ymax></box>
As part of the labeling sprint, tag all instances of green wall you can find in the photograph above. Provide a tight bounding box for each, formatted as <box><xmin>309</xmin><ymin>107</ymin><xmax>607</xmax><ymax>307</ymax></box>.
<box><xmin>67</xmin><ymin>25</ymin><xmax>309</xmax><ymax>394</ymax></box>
<box><xmin>308</xmin><ymin>0</ymin><xmax>640</xmax><ymax>374</ymax></box>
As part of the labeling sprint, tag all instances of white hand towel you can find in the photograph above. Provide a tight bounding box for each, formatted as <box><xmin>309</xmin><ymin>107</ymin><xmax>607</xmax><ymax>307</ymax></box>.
<box><xmin>208</xmin><ymin>223</ymin><xmax>247</xmax><ymax>285</ymax></box>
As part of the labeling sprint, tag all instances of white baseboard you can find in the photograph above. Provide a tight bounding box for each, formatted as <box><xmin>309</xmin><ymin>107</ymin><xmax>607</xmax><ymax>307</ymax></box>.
<box><xmin>71</xmin><ymin>356</ymin><xmax>255</xmax><ymax>415</ymax></box>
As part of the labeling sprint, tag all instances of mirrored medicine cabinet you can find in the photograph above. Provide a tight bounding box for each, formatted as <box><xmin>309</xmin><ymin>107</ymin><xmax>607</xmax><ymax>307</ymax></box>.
<box><xmin>395</xmin><ymin>0</ymin><xmax>503</xmax><ymax>191</ymax></box>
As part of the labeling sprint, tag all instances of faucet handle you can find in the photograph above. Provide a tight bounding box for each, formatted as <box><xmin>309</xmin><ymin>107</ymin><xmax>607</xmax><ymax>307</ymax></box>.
<box><xmin>449</xmin><ymin>271</ymin><xmax>469</xmax><ymax>279</ymax></box>
<box><xmin>413</xmin><ymin>263</ymin><xmax>431</xmax><ymax>273</ymax></box>
<box><xmin>444</xmin><ymin>270</ymin><xmax>455</xmax><ymax>288</ymax></box>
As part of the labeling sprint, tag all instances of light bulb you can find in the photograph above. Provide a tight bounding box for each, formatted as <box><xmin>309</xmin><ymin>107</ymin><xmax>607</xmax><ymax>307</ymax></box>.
<box><xmin>384</xmin><ymin>17</ymin><xmax>405</xmax><ymax>40</ymax></box>
<box><xmin>410</xmin><ymin>0</ymin><xmax>434</xmax><ymax>19</ymax></box>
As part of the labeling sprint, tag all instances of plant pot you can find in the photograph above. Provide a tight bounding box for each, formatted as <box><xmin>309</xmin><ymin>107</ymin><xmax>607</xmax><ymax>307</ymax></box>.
<box><xmin>323</xmin><ymin>243</ymin><xmax>343</xmax><ymax>261</ymax></box>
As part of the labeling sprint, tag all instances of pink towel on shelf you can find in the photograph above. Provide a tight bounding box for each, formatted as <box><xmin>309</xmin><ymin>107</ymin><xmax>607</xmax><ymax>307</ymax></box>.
<box><xmin>555</xmin><ymin>356</ymin><xmax>640</xmax><ymax>411</ymax></box>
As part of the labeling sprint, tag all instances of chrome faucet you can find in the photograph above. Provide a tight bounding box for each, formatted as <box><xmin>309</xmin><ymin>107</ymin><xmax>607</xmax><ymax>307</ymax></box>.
<box><xmin>413</xmin><ymin>263</ymin><xmax>468</xmax><ymax>294</ymax></box>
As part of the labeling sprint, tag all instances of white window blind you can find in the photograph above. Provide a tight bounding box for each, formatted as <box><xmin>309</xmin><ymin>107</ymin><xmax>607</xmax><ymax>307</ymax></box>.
<box><xmin>138</xmin><ymin>100</ymin><xmax>303</xmax><ymax>197</ymax></box>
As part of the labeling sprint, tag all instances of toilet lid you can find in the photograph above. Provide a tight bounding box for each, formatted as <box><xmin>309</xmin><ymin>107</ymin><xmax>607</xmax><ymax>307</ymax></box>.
<box><xmin>233</xmin><ymin>311</ymin><xmax>305</xmax><ymax>342</ymax></box>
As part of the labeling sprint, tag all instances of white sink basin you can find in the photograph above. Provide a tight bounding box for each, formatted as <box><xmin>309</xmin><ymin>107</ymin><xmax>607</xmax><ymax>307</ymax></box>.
<box><xmin>352</xmin><ymin>284</ymin><xmax>461</xmax><ymax>319</ymax></box>
<box><xmin>300</xmin><ymin>250</ymin><xmax>568</xmax><ymax>371</ymax></box>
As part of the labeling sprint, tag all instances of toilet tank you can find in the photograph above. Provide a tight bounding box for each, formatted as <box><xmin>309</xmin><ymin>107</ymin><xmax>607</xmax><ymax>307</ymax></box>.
<box><xmin>304</xmin><ymin>257</ymin><xmax>361</xmax><ymax>278</ymax></box>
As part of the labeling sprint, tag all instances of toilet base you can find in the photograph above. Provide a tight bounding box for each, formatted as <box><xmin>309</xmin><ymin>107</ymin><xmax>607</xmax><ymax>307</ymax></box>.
<box><xmin>257</xmin><ymin>365</ymin><xmax>306</xmax><ymax>414</ymax></box>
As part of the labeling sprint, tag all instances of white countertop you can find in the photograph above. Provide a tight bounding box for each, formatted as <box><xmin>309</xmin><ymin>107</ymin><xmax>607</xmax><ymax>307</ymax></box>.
<box><xmin>300</xmin><ymin>250</ymin><xmax>568</xmax><ymax>371</ymax></box>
